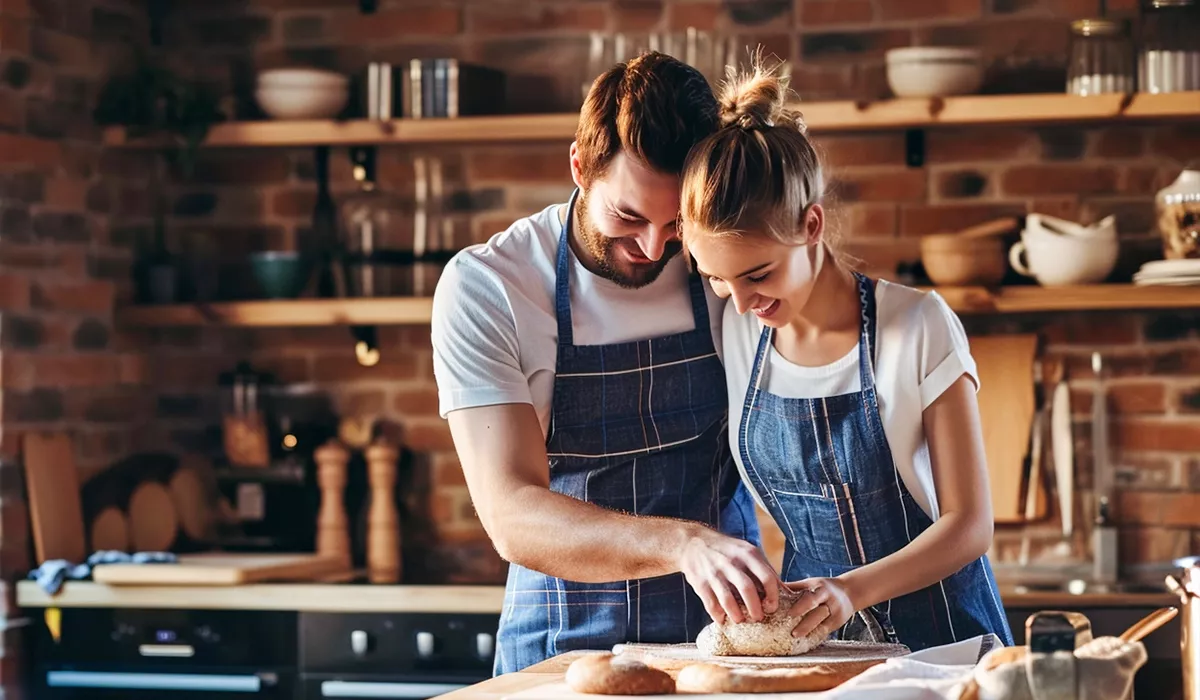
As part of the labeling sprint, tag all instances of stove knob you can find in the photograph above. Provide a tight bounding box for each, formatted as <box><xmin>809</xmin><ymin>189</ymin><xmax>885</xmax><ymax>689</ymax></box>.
<box><xmin>415</xmin><ymin>631</ymin><xmax>435</xmax><ymax>659</ymax></box>
<box><xmin>476</xmin><ymin>632</ymin><xmax>495</xmax><ymax>660</ymax></box>
<box><xmin>351</xmin><ymin>630</ymin><xmax>369</xmax><ymax>657</ymax></box>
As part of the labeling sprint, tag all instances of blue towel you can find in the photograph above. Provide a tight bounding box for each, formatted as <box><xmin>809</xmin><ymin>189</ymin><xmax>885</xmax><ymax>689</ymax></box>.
<box><xmin>29</xmin><ymin>551</ymin><xmax>179</xmax><ymax>595</ymax></box>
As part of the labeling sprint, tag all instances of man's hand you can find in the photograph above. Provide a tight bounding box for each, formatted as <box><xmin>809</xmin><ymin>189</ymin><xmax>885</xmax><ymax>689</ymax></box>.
<box><xmin>784</xmin><ymin>578</ymin><xmax>855</xmax><ymax>640</ymax></box>
<box><xmin>679</xmin><ymin>528</ymin><xmax>781</xmax><ymax>625</ymax></box>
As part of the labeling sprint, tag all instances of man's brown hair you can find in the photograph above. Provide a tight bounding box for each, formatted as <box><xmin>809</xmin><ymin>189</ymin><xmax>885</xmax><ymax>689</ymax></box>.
<box><xmin>575</xmin><ymin>51</ymin><xmax>719</xmax><ymax>184</ymax></box>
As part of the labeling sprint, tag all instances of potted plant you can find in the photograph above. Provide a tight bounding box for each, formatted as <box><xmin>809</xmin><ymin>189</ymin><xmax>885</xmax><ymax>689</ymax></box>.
<box><xmin>95</xmin><ymin>52</ymin><xmax>224</xmax><ymax>304</ymax></box>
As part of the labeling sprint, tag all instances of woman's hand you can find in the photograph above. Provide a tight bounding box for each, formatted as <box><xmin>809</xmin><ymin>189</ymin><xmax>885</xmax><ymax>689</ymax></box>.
<box><xmin>784</xmin><ymin>577</ymin><xmax>856</xmax><ymax>639</ymax></box>
<box><xmin>679</xmin><ymin>525</ymin><xmax>782</xmax><ymax>625</ymax></box>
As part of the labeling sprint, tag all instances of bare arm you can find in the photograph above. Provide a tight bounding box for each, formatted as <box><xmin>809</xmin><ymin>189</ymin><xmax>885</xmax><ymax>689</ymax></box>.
<box><xmin>448</xmin><ymin>402</ymin><xmax>780</xmax><ymax>622</ymax></box>
<box><xmin>788</xmin><ymin>375</ymin><xmax>995</xmax><ymax>635</ymax></box>
<box><xmin>838</xmin><ymin>374</ymin><xmax>994</xmax><ymax>608</ymax></box>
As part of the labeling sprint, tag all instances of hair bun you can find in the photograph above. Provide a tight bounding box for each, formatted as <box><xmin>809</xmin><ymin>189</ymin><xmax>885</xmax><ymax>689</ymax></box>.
<box><xmin>718</xmin><ymin>53</ymin><xmax>805</xmax><ymax>133</ymax></box>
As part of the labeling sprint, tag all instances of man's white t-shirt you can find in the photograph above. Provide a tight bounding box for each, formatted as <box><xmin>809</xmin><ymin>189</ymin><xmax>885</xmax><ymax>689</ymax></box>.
<box><xmin>432</xmin><ymin>201</ymin><xmax>725</xmax><ymax>434</ymax></box>
<box><xmin>722</xmin><ymin>280</ymin><xmax>978</xmax><ymax>522</ymax></box>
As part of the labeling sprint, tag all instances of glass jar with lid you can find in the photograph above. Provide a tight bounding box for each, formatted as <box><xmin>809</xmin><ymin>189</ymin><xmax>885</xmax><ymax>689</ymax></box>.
<box><xmin>1067</xmin><ymin>18</ymin><xmax>1134</xmax><ymax>95</ymax></box>
<box><xmin>1139</xmin><ymin>0</ymin><xmax>1200</xmax><ymax>93</ymax></box>
<box><xmin>337</xmin><ymin>148</ymin><xmax>414</xmax><ymax>297</ymax></box>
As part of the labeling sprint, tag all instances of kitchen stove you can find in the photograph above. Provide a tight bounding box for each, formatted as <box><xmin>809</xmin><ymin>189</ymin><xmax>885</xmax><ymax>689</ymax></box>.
<box><xmin>29</xmin><ymin>606</ymin><xmax>500</xmax><ymax>699</ymax></box>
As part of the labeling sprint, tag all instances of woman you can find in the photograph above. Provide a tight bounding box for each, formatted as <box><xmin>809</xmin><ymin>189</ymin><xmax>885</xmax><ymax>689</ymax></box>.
<box><xmin>678</xmin><ymin>57</ymin><xmax>1014</xmax><ymax>652</ymax></box>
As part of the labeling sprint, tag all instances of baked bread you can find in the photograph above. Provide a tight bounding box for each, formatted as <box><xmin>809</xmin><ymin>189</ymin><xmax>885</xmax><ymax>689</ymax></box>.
<box><xmin>695</xmin><ymin>586</ymin><xmax>829</xmax><ymax>656</ymax></box>
<box><xmin>676</xmin><ymin>661</ymin><xmax>880</xmax><ymax>693</ymax></box>
<box><xmin>564</xmin><ymin>652</ymin><xmax>675</xmax><ymax>695</ymax></box>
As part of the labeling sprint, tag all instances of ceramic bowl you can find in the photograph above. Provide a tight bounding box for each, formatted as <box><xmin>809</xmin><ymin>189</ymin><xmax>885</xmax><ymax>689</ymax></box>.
<box><xmin>255</xmin><ymin>85</ymin><xmax>348</xmax><ymax>120</ymax></box>
<box><xmin>920</xmin><ymin>233</ymin><xmax>1007</xmax><ymax>286</ymax></box>
<box><xmin>251</xmin><ymin>251</ymin><xmax>308</xmax><ymax>299</ymax></box>
<box><xmin>886</xmin><ymin>47</ymin><xmax>984</xmax><ymax>98</ymax></box>
<box><xmin>257</xmin><ymin>67</ymin><xmax>348</xmax><ymax>90</ymax></box>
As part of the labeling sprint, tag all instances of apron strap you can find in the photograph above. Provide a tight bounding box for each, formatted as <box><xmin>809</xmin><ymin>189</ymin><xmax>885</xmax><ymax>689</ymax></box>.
<box><xmin>853</xmin><ymin>271</ymin><xmax>879</xmax><ymax>392</ymax></box>
<box><xmin>554</xmin><ymin>189</ymin><xmax>582</xmax><ymax>347</ymax></box>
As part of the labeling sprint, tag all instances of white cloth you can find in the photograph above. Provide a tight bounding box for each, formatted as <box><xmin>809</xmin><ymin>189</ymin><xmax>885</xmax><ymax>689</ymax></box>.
<box><xmin>721</xmin><ymin>280</ymin><xmax>978</xmax><ymax>521</ymax></box>
<box><xmin>431</xmin><ymin>201</ymin><xmax>725</xmax><ymax>435</ymax></box>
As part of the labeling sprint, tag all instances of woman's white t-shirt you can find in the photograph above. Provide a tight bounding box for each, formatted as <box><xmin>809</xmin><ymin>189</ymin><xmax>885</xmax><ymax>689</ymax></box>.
<box><xmin>722</xmin><ymin>280</ymin><xmax>979</xmax><ymax>522</ymax></box>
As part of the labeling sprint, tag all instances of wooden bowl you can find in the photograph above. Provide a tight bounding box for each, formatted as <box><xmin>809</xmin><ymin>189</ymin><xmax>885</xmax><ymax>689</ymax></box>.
<box><xmin>920</xmin><ymin>233</ymin><xmax>1007</xmax><ymax>286</ymax></box>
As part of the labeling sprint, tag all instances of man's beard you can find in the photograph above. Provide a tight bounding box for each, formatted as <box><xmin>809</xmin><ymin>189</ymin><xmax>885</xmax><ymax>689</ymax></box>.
<box><xmin>574</xmin><ymin>190</ymin><xmax>680</xmax><ymax>289</ymax></box>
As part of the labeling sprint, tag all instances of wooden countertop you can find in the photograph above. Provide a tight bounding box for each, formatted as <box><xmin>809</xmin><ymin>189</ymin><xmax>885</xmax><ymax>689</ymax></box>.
<box><xmin>436</xmin><ymin>652</ymin><xmax>593</xmax><ymax>700</ymax></box>
<box><xmin>15</xmin><ymin>580</ymin><xmax>506</xmax><ymax>613</ymax></box>
<box><xmin>15</xmin><ymin>581</ymin><xmax>1177</xmax><ymax>613</ymax></box>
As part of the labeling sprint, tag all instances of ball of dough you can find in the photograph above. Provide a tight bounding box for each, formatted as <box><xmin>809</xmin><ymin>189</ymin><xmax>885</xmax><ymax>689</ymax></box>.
<box><xmin>695</xmin><ymin>587</ymin><xmax>830</xmax><ymax>657</ymax></box>
<box><xmin>564</xmin><ymin>652</ymin><xmax>675</xmax><ymax>695</ymax></box>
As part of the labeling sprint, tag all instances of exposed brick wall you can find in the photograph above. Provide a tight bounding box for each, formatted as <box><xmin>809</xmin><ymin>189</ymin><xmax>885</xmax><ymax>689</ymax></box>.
<box><xmin>0</xmin><ymin>0</ymin><xmax>154</xmax><ymax>696</ymax></box>
<box><xmin>141</xmin><ymin>0</ymin><xmax>1200</xmax><ymax>586</ymax></box>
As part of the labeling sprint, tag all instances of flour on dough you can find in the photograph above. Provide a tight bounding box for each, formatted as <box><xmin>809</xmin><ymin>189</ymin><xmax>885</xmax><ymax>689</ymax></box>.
<box><xmin>696</xmin><ymin>587</ymin><xmax>829</xmax><ymax>657</ymax></box>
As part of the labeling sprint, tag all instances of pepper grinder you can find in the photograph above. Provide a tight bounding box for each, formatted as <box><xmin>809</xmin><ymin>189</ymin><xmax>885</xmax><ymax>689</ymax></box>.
<box><xmin>315</xmin><ymin>438</ymin><xmax>351</xmax><ymax>567</ymax></box>
<box><xmin>365</xmin><ymin>437</ymin><xmax>401</xmax><ymax>583</ymax></box>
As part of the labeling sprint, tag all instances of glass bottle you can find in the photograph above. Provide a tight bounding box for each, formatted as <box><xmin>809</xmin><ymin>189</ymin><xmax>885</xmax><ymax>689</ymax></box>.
<box><xmin>337</xmin><ymin>149</ymin><xmax>413</xmax><ymax>297</ymax></box>
<box><xmin>1066</xmin><ymin>19</ymin><xmax>1134</xmax><ymax>95</ymax></box>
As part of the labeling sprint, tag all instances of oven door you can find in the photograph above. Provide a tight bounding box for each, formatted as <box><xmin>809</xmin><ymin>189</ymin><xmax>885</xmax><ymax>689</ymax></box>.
<box><xmin>38</xmin><ymin>666</ymin><xmax>295</xmax><ymax>699</ymax></box>
<box><xmin>302</xmin><ymin>676</ymin><xmax>469</xmax><ymax>699</ymax></box>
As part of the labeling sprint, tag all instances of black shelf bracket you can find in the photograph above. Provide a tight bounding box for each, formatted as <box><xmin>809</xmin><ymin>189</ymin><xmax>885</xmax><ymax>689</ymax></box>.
<box><xmin>905</xmin><ymin>129</ymin><xmax>925</xmax><ymax>168</ymax></box>
<box><xmin>359</xmin><ymin>0</ymin><xmax>378</xmax><ymax>13</ymax></box>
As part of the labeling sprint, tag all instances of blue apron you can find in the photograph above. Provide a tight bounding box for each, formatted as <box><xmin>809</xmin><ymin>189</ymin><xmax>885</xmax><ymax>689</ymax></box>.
<box><xmin>737</xmin><ymin>272</ymin><xmax>1013</xmax><ymax>651</ymax></box>
<box><xmin>494</xmin><ymin>190</ymin><xmax>761</xmax><ymax>675</ymax></box>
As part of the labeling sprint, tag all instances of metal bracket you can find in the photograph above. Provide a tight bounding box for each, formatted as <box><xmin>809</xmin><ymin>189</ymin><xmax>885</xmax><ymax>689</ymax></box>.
<box><xmin>148</xmin><ymin>0</ymin><xmax>167</xmax><ymax>46</ymax></box>
<box><xmin>359</xmin><ymin>0</ymin><xmax>378</xmax><ymax>13</ymax></box>
<box><xmin>905</xmin><ymin>129</ymin><xmax>925</xmax><ymax>168</ymax></box>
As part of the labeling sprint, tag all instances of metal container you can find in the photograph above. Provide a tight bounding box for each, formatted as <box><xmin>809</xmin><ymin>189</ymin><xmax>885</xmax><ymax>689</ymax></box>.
<box><xmin>1139</xmin><ymin>0</ymin><xmax>1200</xmax><ymax>93</ymax></box>
<box><xmin>1167</xmin><ymin>556</ymin><xmax>1200</xmax><ymax>700</ymax></box>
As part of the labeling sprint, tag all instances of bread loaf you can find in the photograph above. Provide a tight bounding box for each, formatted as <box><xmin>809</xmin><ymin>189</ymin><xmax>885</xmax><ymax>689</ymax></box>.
<box><xmin>564</xmin><ymin>653</ymin><xmax>675</xmax><ymax>695</ymax></box>
<box><xmin>676</xmin><ymin>661</ymin><xmax>879</xmax><ymax>693</ymax></box>
<box><xmin>696</xmin><ymin>586</ymin><xmax>829</xmax><ymax>656</ymax></box>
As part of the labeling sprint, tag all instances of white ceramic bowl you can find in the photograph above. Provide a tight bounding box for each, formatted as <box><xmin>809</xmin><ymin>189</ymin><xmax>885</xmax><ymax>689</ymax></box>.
<box><xmin>885</xmin><ymin>47</ymin><xmax>984</xmax><ymax>98</ymax></box>
<box><xmin>257</xmin><ymin>67</ymin><xmax>348</xmax><ymax>90</ymax></box>
<box><xmin>255</xmin><ymin>85</ymin><xmax>349</xmax><ymax>120</ymax></box>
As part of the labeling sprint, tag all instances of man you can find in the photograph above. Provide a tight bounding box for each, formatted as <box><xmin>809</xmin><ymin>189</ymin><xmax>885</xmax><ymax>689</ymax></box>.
<box><xmin>431</xmin><ymin>52</ymin><xmax>779</xmax><ymax>676</ymax></box>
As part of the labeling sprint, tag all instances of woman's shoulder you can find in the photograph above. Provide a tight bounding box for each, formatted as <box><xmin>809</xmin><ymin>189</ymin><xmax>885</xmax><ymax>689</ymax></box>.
<box><xmin>875</xmin><ymin>278</ymin><xmax>962</xmax><ymax>334</ymax></box>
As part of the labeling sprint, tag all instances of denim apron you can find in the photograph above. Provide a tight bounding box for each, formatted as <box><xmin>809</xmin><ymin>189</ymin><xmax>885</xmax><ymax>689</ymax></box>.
<box><xmin>737</xmin><ymin>272</ymin><xmax>1013</xmax><ymax>651</ymax></box>
<box><xmin>493</xmin><ymin>189</ymin><xmax>761</xmax><ymax>675</ymax></box>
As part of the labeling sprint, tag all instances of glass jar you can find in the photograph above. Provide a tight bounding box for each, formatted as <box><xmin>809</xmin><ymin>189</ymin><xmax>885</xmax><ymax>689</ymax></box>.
<box><xmin>1139</xmin><ymin>0</ymin><xmax>1200</xmax><ymax>93</ymax></box>
<box><xmin>1157</xmin><ymin>167</ymin><xmax>1200</xmax><ymax>259</ymax></box>
<box><xmin>1067</xmin><ymin>19</ymin><xmax>1134</xmax><ymax>95</ymax></box>
<box><xmin>337</xmin><ymin>149</ymin><xmax>413</xmax><ymax>297</ymax></box>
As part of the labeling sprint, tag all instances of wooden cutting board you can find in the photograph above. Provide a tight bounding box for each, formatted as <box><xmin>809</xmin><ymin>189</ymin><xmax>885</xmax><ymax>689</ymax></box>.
<box><xmin>92</xmin><ymin>553</ymin><xmax>348</xmax><ymax>585</ymax></box>
<box><xmin>505</xmin><ymin>681</ymin><xmax>827</xmax><ymax>699</ymax></box>
<box><xmin>612</xmin><ymin>640</ymin><xmax>910</xmax><ymax>672</ymax></box>
<box><xmin>969</xmin><ymin>334</ymin><xmax>1039</xmax><ymax>524</ymax></box>
<box><xmin>23</xmin><ymin>433</ymin><xmax>87</xmax><ymax>564</ymax></box>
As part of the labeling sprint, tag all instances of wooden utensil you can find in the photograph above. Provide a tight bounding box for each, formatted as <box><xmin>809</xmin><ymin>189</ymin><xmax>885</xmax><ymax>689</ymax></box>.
<box><xmin>92</xmin><ymin>552</ymin><xmax>347</xmax><ymax>585</ymax></box>
<box><xmin>23</xmin><ymin>433</ymin><xmax>87</xmax><ymax>564</ymax></box>
<box><xmin>1120</xmin><ymin>606</ymin><xmax>1178</xmax><ymax>643</ymax></box>
<box><xmin>315</xmin><ymin>438</ymin><xmax>351</xmax><ymax>566</ymax></box>
<box><xmin>366</xmin><ymin>437</ymin><xmax>401</xmax><ymax>584</ymax></box>
<box><xmin>128</xmin><ymin>481</ymin><xmax>178</xmax><ymax>552</ymax></box>
<box><xmin>89</xmin><ymin>507</ymin><xmax>129</xmax><ymax>552</ymax></box>
<box><xmin>958</xmin><ymin>216</ymin><xmax>1022</xmax><ymax>239</ymax></box>
<box><xmin>970</xmin><ymin>334</ymin><xmax>1040</xmax><ymax>524</ymax></box>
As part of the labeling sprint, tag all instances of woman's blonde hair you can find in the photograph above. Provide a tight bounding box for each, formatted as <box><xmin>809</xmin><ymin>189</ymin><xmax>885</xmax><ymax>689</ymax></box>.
<box><xmin>680</xmin><ymin>53</ymin><xmax>827</xmax><ymax>248</ymax></box>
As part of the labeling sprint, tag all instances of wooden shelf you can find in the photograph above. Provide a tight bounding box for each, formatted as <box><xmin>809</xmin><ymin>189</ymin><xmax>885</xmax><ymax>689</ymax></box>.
<box><xmin>103</xmin><ymin>91</ymin><xmax>1200</xmax><ymax>148</ymax></box>
<box><xmin>116</xmin><ymin>285</ymin><xmax>1200</xmax><ymax>328</ymax></box>
<box><xmin>116</xmin><ymin>297</ymin><xmax>434</xmax><ymax>327</ymax></box>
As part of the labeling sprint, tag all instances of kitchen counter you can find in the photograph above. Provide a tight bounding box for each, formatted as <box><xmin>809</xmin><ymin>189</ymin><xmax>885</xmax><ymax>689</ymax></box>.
<box><xmin>435</xmin><ymin>652</ymin><xmax>598</xmax><ymax>700</ymax></box>
<box><xmin>15</xmin><ymin>580</ymin><xmax>1176</xmax><ymax>613</ymax></box>
<box><xmin>15</xmin><ymin>580</ymin><xmax>506</xmax><ymax>613</ymax></box>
